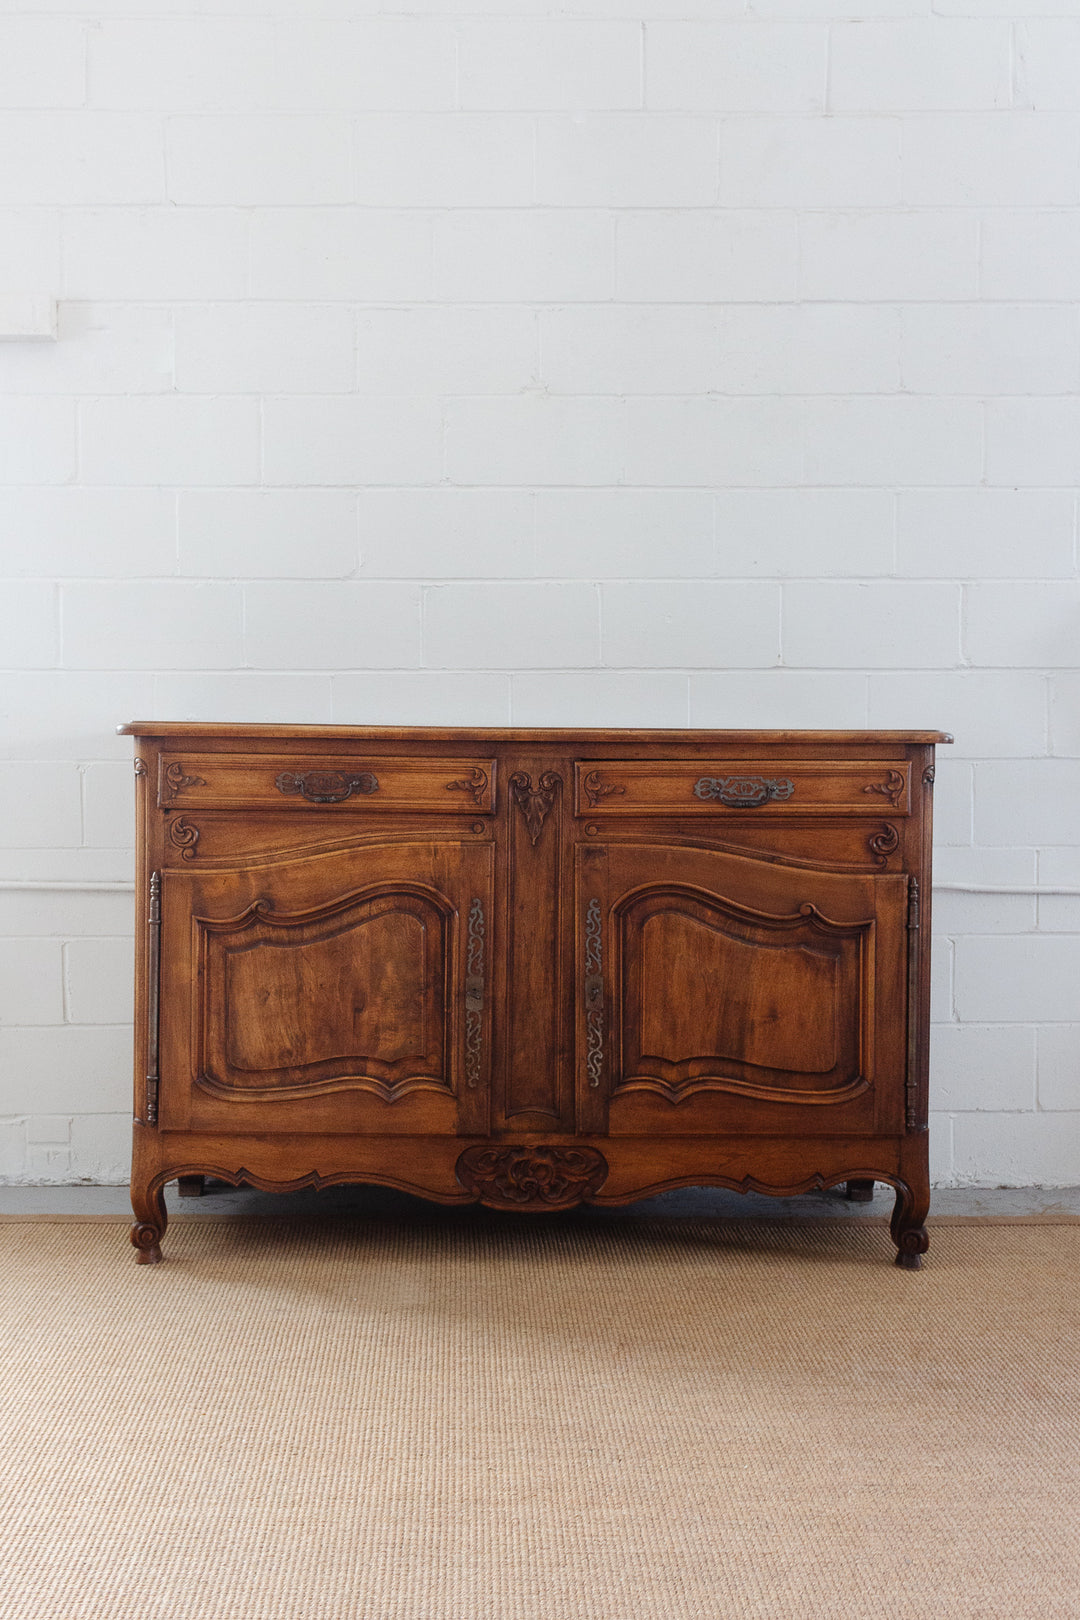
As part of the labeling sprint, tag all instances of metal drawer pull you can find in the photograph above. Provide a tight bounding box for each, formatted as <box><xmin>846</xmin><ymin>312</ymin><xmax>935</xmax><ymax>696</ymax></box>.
<box><xmin>275</xmin><ymin>770</ymin><xmax>379</xmax><ymax>804</ymax></box>
<box><xmin>693</xmin><ymin>775</ymin><xmax>795</xmax><ymax>808</ymax></box>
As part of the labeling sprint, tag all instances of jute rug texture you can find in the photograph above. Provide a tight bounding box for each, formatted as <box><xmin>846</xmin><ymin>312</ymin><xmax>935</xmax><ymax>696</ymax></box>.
<box><xmin>1</xmin><ymin>1214</ymin><xmax>1077</xmax><ymax>1620</ymax></box>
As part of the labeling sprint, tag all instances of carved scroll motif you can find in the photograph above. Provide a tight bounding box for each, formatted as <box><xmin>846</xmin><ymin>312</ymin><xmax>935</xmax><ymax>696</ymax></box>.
<box><xmin>276</xmin><ymin>770</ymin><xmax>379</xmax><ymax>805</ymax></box>
<box><xmin>923</xmin><ymin>765</ymin><xmax>936</xmax><ymax>788</ymax></box>
<box><xmin>168</xmin><ymin>817</ymin><xmax>200</xmax><ymax>861</ymax></box>
<box><xmin>863</xmin><ymin>769</ymin><xmax>905</xmax><ymax>809</ymax></box>
<box><xmin>464</xmin><ymin>896</ymin><xmax>485</xmax><ymax>1089</ymax></box>
<box><xmin>509</xmin><ymin>771</ymin><xmax>562</xmax><ymax>847</ymax></box>
<box><xmin>583</xmin><ymin>770</ymin><xmax>626</xmax><ymax>809</ymax></box>
<box><xmin>165</xmin><ymin>762</ymin><xmax>207</xmax><ymax>795</ymax></box>
<box><xmin>133</xmin><ymin>758</ymin><xmax>147</xmax><ymax>776</ymax></box>
<box><xmin>456</xmin><ymin>1144</ymin><xmax>608</xmax><ymax>1209</ymax></box>
<box><xmin>584</xmin><ymin>897</ymin><xmax>604</xmax><ymax>1089</ymax></box>
<box><xmin>446</xmin><ymin>767</ymin><xmax>488</xmax><ymax>807</ymax></box>
<box><xmin>868</xmin><ymin>822</ymin><xmax>899</xmax><ymax>866</ymax></box>
<box><xmin>694</xmin><ymin>776</ymin><xmax>795</xmax><ymax>808</ymax></box>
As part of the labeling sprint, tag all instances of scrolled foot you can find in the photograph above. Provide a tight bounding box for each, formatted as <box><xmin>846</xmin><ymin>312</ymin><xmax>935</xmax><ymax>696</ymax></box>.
<box><xmin>131</xmin><ymin>1223</ymin><xmax>163</xmax><ymax>1265</ymax></box>
<box><xmin>890</xmin><ymin>1177</ymin><xmax>930</xmax><ymax>1270</ymax></box>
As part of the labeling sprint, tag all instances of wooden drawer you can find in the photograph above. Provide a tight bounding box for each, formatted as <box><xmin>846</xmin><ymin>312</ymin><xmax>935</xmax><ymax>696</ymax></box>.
<box><xmin>574</xmin><ymin>759</ymin><xmax>911</xmax><ymax>818</ymax></box>
<box><xmin>157</xmin><ymin>753</ymin><xmax>496</xmax><ymax>814</ymax></box>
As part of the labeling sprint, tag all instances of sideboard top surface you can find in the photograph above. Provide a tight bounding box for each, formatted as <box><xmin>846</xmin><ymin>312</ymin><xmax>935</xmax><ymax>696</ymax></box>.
<box><xmin>118</xmin><ymin>722</ymin><xmax>953</xmax><ymax>746</ymax></box>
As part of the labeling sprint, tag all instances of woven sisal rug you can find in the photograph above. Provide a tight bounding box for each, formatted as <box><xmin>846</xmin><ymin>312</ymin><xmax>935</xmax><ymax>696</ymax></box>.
<box><xmin>1</xmin><ymin>1213</ymin><xmax>1077</xmax><ymax>1619</ymax></box>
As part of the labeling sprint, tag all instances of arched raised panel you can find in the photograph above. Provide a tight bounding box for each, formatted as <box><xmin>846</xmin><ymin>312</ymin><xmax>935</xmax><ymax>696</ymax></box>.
<box><xmin>196</xmin><ymin>886</ymin><xmax>451</xmax><ymax>1102</ymax></box>
<box><xmin>614</xmin><ymin>884</ymin><xmax>873</xmax><ymax>1106</ymax></box>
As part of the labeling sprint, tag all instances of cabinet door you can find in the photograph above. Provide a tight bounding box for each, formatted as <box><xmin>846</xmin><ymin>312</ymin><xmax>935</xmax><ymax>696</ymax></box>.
<box><xmin>157</xmin><ymin>837</ymin><xmax>493</xmax><ymax>1136</ymax></box>
<box><xmin>575</xmin><ymin>841</ymin><xmax>908</xmax><ymax>1138</ymax></box>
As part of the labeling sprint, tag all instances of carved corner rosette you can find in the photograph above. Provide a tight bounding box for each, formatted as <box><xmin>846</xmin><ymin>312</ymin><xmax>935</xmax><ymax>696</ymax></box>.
<box><xmin>168</xmin><ymin>816</ymin><xmax>200</xmax><ymax>861</ymax></box>
<box><xmin>694</xmin><ymin>776</ymin><xmax>794</xmax><ymax>809</ymax></box>
<box><xmin>509</xmin><ymin>770</ymin><xmax>562</xmax><ymax>847</ymax></box>
<box><xmin>464</xmin><ymin>896</ymin><xmax>485</xmax><ymax>1090</ymax></box>
<box><xmin>446</xmin><ymin>767</ymin><xmax>488</xmax><ymax>807</ymax></box>
<box><xmin>868</xmin><ymin>821</ymin><xmax>899</xmax><ymax>867</ymax></box>
<box><xmin>165</xmin><ymin>762</ymin><xmax>207</xmax><ymax>795</ymax></box>
<box><xmin>863</xmin><ymin>769</ymin><xmax>905</xmax><ymax>809</ymax></box>
<box><xmin>456</xmin><ymin>1145</ymin><xmax>608</xmax><ymax>1209</ymax></box>
<box><xmin>583</xmin><ymin>770</ymin><xmax>626</xmax><ymax>809</ymax></box>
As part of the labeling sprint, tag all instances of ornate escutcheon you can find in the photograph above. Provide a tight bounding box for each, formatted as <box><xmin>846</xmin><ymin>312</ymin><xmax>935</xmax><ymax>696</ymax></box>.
<box><xmin>275</xmin><ymin>770</ymin><xmax>379</xmax><ymax>805</ymax></box>
<box><xmin>584</xmin><ymin>897</ymin><xmax>604</xmax><ymax>1089</ymax></box>
<box><xmin>464</xmin><ymin>896</ymin><xmax>485</xmax><ymax>1089</ymax></box>
<box><xmin>694</xmin><ymin>776</ymin><xmax>795</xmax><ymax>808</ymax></box>
<box><xmin>509</xmin><ymin>771</ymin><xmax>562</xmax><ymax>846</ymax></box>
<box><xmin>456</xmin><ymin>1145</ymin><xmax>608</xmax><ymax>1209</ymax></box>
<box><xmin>863</xmin><ymin>769</ymin><xmax>905</xmax><ymax>809</ymax></box>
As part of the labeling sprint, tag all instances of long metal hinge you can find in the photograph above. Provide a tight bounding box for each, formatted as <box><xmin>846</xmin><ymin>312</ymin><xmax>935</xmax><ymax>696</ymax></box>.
<box><xmin>905</xmin><ymin>875</ymin><xmax>920</xmax><ymax>1131</ymax></box>
<box><xmin>145</xmin><ymin>871</ymin><xmax>161</xmax><ymax>1126</ymax></box>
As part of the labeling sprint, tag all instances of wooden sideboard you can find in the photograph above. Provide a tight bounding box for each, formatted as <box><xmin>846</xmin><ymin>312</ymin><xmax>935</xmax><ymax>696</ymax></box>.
<box><xmin>121</xmin><ymin>724</ymin><xmax>950</xmax><ymax>1268</ymax></box>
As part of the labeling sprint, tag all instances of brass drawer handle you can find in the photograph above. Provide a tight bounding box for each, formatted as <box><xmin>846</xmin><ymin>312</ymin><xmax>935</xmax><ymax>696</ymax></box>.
<box><xmin>693</xmin><ymin>775</ymin><xmax>794</xmax><ymax>808</ymax></box>
<box><xmin>275</xmin><ymin>770</ymin><xmax>379</xmax><ymax>804</ymax></box>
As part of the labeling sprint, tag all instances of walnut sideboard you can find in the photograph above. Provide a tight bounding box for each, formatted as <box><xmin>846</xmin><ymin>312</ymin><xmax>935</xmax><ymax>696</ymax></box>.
<box><xmin>121</xmin><ymin>724</ymin><xmax>950</xmax><ymax>1268</ymax></box>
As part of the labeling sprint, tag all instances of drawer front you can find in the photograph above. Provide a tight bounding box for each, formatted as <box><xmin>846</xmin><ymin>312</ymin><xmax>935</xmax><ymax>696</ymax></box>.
<box><xmin>158</xmin><ymin>753</ymin><xmax>496</xmax><ymax>814</ymax></box>
<box><xmin>574</xmin><ymin>759</ymin><xmax>911</xmax><ymax>818</ymax></box>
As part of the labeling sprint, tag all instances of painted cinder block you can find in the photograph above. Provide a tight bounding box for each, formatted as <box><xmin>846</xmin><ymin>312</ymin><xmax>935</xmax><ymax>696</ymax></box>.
<box><xmin>602</xmin><ymin>581</ymin><xmax>781</xmax><ymax>670</ymax></box>
<box><xmin>829</xmin><ymin>19</ymin><xmax>1011</xmax><ymax>112</ymax></box>
<box><xmin>782</xmin><ymin>582</ymin><xmax>962</xmax><ymax>669</ymax></box>
<box><xmin>358</xmin><ymin>490</ymin><xmax>537</xmax><ymax>579</ymax></box>
<box><xmin>423</xmin><ymin>581</ymin><xmax>600</xmax><ymax>670</ymax></box>
<box><xmin>262</xmin><ymin>398</ymin><xmax>442</xmax><ymax>487</ymax></box>
<box><xmin>646</xmin><ymin>22</ymin><xmax>826</xmax><ymax>114</ymax></box>
<box><xmin>64</xmin><ymin>938</ymin><xmax>134</xmax><ymax>1026</ymax></box>
<box><xmin>459</xmin><ymin>20</ymin><xmax>641</xmax><ymax>111</ymax></box>
<box><xmin>62</xmin><ymin>207</ymin><xmax>249</xmax><ymax>301</ymax></box>
<box><xmin>244</xmin><ymin>582</ymin><xmax>423</xmax><ymax>671</ymax></box>
<box><xmin>62</xmin><ymin>582</ymin><xmax>244</xmax><ymax>671</ymax></box>
<box><xmin>930</xmin><ymin>1025</ymin><xmax>1037</xmax><ymax>1112</ymax></box>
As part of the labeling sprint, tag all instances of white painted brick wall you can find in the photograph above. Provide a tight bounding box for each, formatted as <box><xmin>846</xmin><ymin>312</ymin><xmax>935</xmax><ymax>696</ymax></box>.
<box><xmin>0</xmin><ymin>0</ymin><xmax>1078</xmax><ymax>1189</ymax></box>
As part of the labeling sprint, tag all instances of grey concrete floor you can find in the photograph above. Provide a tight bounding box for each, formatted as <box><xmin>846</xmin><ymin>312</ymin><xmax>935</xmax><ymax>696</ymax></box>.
<box><xmin>1</xmin><ymin>1182</ymin><xmax>1078</xmax><ymax>1219</ymax></box>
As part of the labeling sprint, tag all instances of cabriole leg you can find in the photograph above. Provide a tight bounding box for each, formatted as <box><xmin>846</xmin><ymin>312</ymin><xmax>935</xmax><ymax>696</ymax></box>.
<box><xmin>890</xmin><ymin>1178</ymin><xmax>930</xmax><ymax>1270</ymax></box>
<box><xmin>131</xmin><ymin>1180</ymin><xmax>168</xmax><ymax>1265</ymax></box>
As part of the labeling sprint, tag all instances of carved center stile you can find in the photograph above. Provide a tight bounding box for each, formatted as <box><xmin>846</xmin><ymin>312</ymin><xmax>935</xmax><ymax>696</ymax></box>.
<box><xmin>509</xmin><ymin>771</ymin><xmax>562</xmax><ymax>846</ymax></box>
